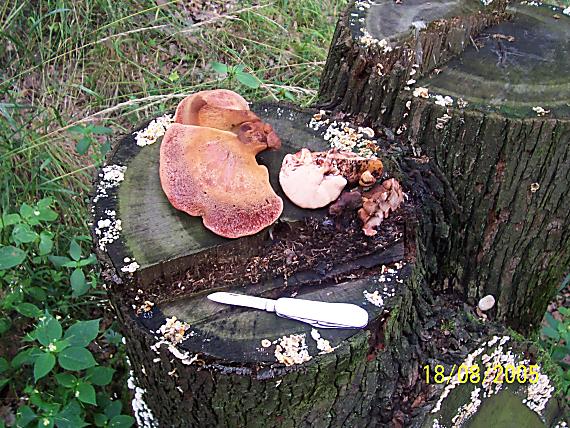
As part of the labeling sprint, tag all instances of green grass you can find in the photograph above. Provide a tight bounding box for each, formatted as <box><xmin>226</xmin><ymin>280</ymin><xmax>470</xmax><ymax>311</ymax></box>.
<box><xmin>0</xmin><ymin>0</ymin><xmax>346</xmax><ymax>425</ymax></box>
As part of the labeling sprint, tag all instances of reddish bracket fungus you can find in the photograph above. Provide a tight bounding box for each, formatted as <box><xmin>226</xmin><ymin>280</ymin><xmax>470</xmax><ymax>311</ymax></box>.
<box><xmin>279</xmin><ymin>148</ymin><xmax>383</xmax><ymax>209</ymax></box>
<box><xmin>358</xmin><ymin>178</ymin><xmax>404</xmax><ymax>236</ymax></box>
<box><xmin>174</xmin><ymin>89</ymin><xmax>260</xmax><ymax>131</ymax></box>
<box><xmin>160</xmin><ymin>90</ymin><xmax>283</xmax><ymax>238</ymax></box>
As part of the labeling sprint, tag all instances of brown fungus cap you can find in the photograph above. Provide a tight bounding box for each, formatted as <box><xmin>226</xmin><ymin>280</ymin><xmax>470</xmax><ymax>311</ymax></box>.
<box><xmin>174</xmin><ymin>89</ymin><xmax>261</xmax><ymax>132</ymax></box>
<box><xmin>160</xmin><ymin>123</ymin><xmax>283</xmax><ymax>238</ymax></box>
<box><xmin>358</xmin><ymin>178</ymin><xmax>404</xmax><ymax>236</ymax></box>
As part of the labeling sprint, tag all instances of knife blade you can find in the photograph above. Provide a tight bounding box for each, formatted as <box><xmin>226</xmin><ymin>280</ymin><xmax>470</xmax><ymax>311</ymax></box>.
<box><xmin>207</xmin><ymin>292</ymin><xmax>368</xmax><ymax>329</ymax></box>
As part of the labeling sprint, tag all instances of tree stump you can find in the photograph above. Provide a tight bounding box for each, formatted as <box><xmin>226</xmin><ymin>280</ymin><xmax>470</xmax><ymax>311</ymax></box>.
<box><xmin>93</xmin><ymin>103</ymin><xmax>430</xmax><ymax>427</ymax></box>
<box><xmin>93</xmin><ymin>103</ymin><xmax>567</xmax><ymax>427</ymax></box>
<box><xmin>319</xmin><ymin>0</ymin><xmax>570</xmax><ymax>332</ymax></box>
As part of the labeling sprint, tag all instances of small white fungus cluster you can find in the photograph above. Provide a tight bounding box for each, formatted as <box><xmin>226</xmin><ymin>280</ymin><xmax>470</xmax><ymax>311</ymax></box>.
<box><xmin>363</xmin><ymin>290</ymin><xmax>384</xmax><ymax>308</ymax></box>
<box><xmin>359</xmin><ymin>29</ymin><xmax>393</xmax><ymax>53</ymax></box>
<box><xmin>532</xmin><ymin>106</ymin><xmax>550</xmax><ymax>116</ymax></box>
<box><xmin>157</xmin><ymin>316</ymin><xmax>192</xmax><ymax>345</ymax></box>
<box><xmin>308</xmin><ymin>111</ymin><xmax>379</xmax><ymax>158</ymax></box>
<box><xmin>524</xmin><ymin>373</ymin><xmax>555</xmax><ymax>414</ymax></box>
<box><xmin>93</xmin><ymin>164</ymin><xmax>126</xmax><ymax>203</ymax></box>
<box><xmin>311</xmin><ymin>329</ymin><xmax>336</xmax><ymax>354</ymax></box>
<box><xmin>275</xmin><ymin>333</ymin><xmax>312</xmax><ymax>366</ymax></box>
<box><xmin>413</xmin><ymin>87</ymin><xmax>429</xmax><ymax>98</ymax></box>
<box><xmin>127</xmin><ymin>371</ymin><xmax>158</xmax><ymax>428</ymax></box>
<box><xmin>121</xmin><ymin>257</ymin><xmax>140</xmax><ymax>273</ymax></box>
<box><xmin>434</xmin><ymin>95</ymin><xmax>454</xmax><ymax>107</ymax></box>
<box><xmin>95</xmin><ymin>209</ymin><xmax>122</xmax><ymax>251</ymax></box>
<box><xmin>134</xmin><ymin>114</ymin><xmax>174</xmax><ymax>147</ymax></box>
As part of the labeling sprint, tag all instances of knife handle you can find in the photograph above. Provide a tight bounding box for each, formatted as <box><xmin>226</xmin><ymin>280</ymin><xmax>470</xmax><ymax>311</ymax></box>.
<box><xmin>275</xmin><ymin>298</ymin><xmax>369</xmax><ymax>329</ymax></box>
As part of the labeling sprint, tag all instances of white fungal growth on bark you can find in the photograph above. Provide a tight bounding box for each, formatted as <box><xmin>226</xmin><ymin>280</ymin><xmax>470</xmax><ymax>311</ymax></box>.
<box><xmin>156</xmin><ymin>316</ymin><xmax>192</xmax><ymax>345</ymax></box>
<box><xmin>431</xmin><ymin>335</ymin><xmax>555</xmax><ymax>425</ymax></box>
<box><xmin>434</xmin><ymin>95</ymin><xmax>454</xmax><ymax>107</ymax></box>
<box><xmin>121</xmin><ymin>260</ymin><xmax>140</xmax><ymax>273</ymax></box>
<box><xmin>413</xmin><ymin>87</ymin><xmax>429</xmax><ymax>98</ymax></box>
<box><xmin>93</xmin><ymin>164</ymin><xmax>126</xmax><ymax>203</ymax></box>
<box><xmin>307</xmin><ymin>111</ymin><xmax>379</xmax><ymax>158</ymax></box>
<box><xmin>311</xmin><ymin>329</ymin><xmax>336</xmax><ymax>354</ymax></box>
<box><xmin>95</xmin><ymin>209</ymin><xmax>122</xmax><ymax>251</ymax></box>
<box><xmin>363</xmin><ymin>290</ymin><xmax>384</xmax><ymax>308</ymax></box>
<box><xmin>127</xmin><ymin>371</ymin><xmax>159</xmax><ymax>428</ymax></box>
<box><xmin>134</xmin><ymin>113</ymin><xmax>174</xmax><ymax>147</ymax></box>
<box><xmin>358</xmin><ymin>27</ymin><xmax>392</xmax><ymax>53</ymax></box>
<box><xmin>275</xmin><ymin>333</ymin><xmax>312</xmax><ymax>366</ymax></box>
<box><xmin>532</xmin><ymin>106</ymin><xmax>550</xmax><ymax>116</ymax></box>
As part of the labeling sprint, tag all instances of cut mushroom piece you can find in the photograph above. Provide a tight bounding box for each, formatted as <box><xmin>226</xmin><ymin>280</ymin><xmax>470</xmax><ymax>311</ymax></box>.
<box><xmin>160</xmin><ymin>123</ymin><xmax>283</xmax><ymax>238</ymax></box>
<box><xmin>358</xmin><ymin>178</ymin><xmax>404</xmax><ymax>236</ymax></box>
<box><xmin>174</xmin><ymin>89</ymin><xmax>261</xmax><ymax>132</ymax></box>
<box><xmin>279</xmin><ymin>149</ymin><xmax>383</xmax><ymax>209</ymax></box>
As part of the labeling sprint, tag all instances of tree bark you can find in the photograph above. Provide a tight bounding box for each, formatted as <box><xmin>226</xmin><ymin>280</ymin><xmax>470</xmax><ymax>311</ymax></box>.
<box><xmin>319</xmin><ymin>0</ymin><xmax>570</xmax><ymax>332</ymax></box>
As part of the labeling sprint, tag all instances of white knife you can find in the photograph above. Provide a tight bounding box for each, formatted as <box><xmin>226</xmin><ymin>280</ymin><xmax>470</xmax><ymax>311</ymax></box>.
<box><xmin>207</xmin><ymin>292</ymin><xmax>368</xmax><ymax>329</ymax></box>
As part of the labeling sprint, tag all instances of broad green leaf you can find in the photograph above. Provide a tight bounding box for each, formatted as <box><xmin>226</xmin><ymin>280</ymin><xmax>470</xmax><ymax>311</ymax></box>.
<box><xmin>1</xmin><ymin>213</ymin><xmax>21</xmax><ymax>227</ymax></box>
<box><xmin>70</xmin><ymin>269</ymin><xmax>89</xmax><ymax>297</ymax></box>
<box><xmin>75</xmin><ymin>382</ymin><xmax>97</xmax><ymax>405</ymax></box>
<box><xmin>16</xmin><ymin>405</ymin><xmax>37</xmax><ymax>427</ymax></box>
<box><xmin>0</xmin><ymin>245</ymin><xmax>26</xmax><ymax>270</ymax></box>
<box><xmin>58</xmin><ymin>347</ymin><xmax>96</xmax><ymax>371</ymax></box>
<box><xmin>109</xmin><ymin>415</ymin><xmax>135</xmax><ymax>428</ymax></box>
<box><xmin>34</xmin><ymin>352</ymin><xmax>55</xmax><ymax>382</ymax></box>
<box><xmin>11</xmin><ymin>348</ymin><xmax>36</xmax><ymax>368</ymax></box>
<box><xmin>35</xmin><ymin>316</ymin><xmax>62</xmax><ymax>345</ymax></box>
<box><xmin>11</xmin><ymin>223</ymin><xmax>38</xmax><ymax>244</ymax></box>
<box><xmin>75</xmin><ymin>137</ymin><xmax>91</xmax><ymax>155</ymax></box>
<box><xmin>91</xmin><ymin>126</ymin><xmax>113</xmax><ymax>135</ymax></box>
<box><xmin>0</xmin><ymin>318</ymin><xmax>9</xmax><ymax>335</ymax></box>
<box><xmin>0</xmin><ymin>357</ymin><xmax>8</xmax><ymax>374</ymax></box>
<box><xmin>64</xmin><ymin>319</ymin><xmax>99</xmax><ymax>347</ymax></box>
<box><xmin>51</xmin><ymin>339</ymin><xmax>70</xmax><ymax>352</ymax></box>
<box><xmin>233</xmin><ymin>64</ymin><xmax>245</xmax><ymax>73</ymax></box>
<box><xmin>545</xmin><ymin>312</ymin><xmax>559</xmax><ymax>329</ymax></box>
<box><xmin>86</xmin><ymin>366</ymin><xmax>114</xmax><ymax>386</ymax></box>
<box><xmin>36</xmin><ymin>207</ymin><xmax>58</xmax><ymax>222</ymax></box>
<box><xmin>551</xmin><ymin>345</ymin><xmax>567</xmax><ymax>362</ymax></box>
<box><xmin>211</xmin><ymin>62</ymin><xmax>228</xmax><ymax>74</ymax></box>
<box><xmin>94</xmin><ymin>413</ymin><xmax>108</xmax><ymax>427</ymax></box>
<box><xmin>19</xmin><ymin>203</ymin><xmax>34</xmax><ymax>219</ymax></box>
<box><xmin>77</xmin><ymin>254</ymin><xmax>97</xmax><ymax>267</ymax></box>
<box><xmin>54</xmin><ymin>400</ymin><xmax>87</xmax><ymax>428</ymax></box>
<box><xmin>236</xmin><ymin>71</ymin><xmax>260</xmax><ymax>89</ymax></box>
<box><xmin>37</xmin><ymin>197</ymin><xmax>54</xmax><ymax>209</ymax></box>
<box><xmin>48</xmin><ymin>255</ymin><xmax>72</xmax><ymax>267</ymax></box>
<box><xmin>542</xmin><ymin>325</ymin><xmax>560</xmax><ymax>340</ymax></box>
<box><xmin>15</xmin><ymin>302</ymin><xmax>42</xmax><ymax>318</ymax></box>
<box><xmin>105</xmin><ymin>401</ymin><xmax>122</xmax><ymax>419</ymax></box>
<box><xmin>27</xmin><ymin>286</ymin><xmax>47</xmax><ymax>302</ymax></box>
<box><xmin>69</xmin><ymin>240</ymin><xmax>82</xmax><ymax>261</ymax></box>
<box><xmin>55</xmin><ymin>372</ymin><xmax>77</xmax><ymax>388</ymax></box>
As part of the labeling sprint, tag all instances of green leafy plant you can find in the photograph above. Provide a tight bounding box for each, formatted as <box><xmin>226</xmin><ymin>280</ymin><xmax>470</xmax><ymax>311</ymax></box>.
<box><xmin>211</xmin><ymin>62</ymin><xmax>262</xmax><ymax>89</ymax></box>
<box><xmin>0</xmin><ymin>199</ymin><xmax>132</xmax><ymax>427</ymax></box>
<box><xmin>540</xmin><ymin>275</ymin><xmax>570</xmax><ymax>395</ymax></box>
<box><xmin>68</xmin><ymin>124</ymin><xmax>113</xmax><ymax>165</ymax></box>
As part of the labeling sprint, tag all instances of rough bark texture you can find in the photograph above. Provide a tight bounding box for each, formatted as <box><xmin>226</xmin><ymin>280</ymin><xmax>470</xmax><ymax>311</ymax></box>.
<box><xmin>318</xmin><ymin>0</ymin><xmax>508</xmax><ymax>126</ymax></box>
<box><xmin>318</xmin><ymin>1</ymin><xmax>570</xmax><ymax>333</ymax></box>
